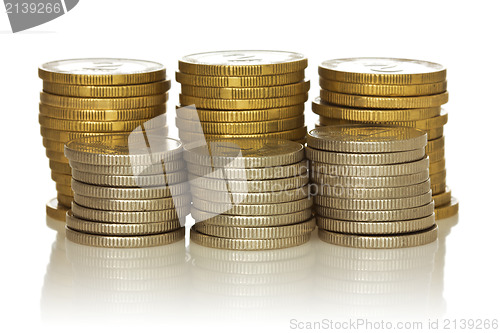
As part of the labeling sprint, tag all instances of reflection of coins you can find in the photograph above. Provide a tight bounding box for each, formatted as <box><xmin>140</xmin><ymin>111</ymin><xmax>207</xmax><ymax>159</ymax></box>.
<box><xmin>318</xmin><ymin>225</ymin><xmax>438</xmax><ymax>249</ymax></box>
<box><xmin>434</xmin><ymin>197</ymin><xmax>459</xmax><ymax>219</ymax></box>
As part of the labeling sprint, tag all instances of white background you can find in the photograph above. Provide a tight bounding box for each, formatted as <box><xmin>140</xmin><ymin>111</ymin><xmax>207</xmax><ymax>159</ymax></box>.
<box><xmin>1</xmin><ymin>1</ymin><xmax>499</xmax><ymax>332</ymax></box>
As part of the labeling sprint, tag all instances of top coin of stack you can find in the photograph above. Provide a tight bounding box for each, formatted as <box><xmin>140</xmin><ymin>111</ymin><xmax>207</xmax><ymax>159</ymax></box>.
<box><xmin>39</xmin><ymin>58</ymin><xmax>171</xmax><ymax>221</ymax></box>
<box><xmin>312</xmin><ymin>58</ymin><xmax>457</xmax><ymax>219</ymax></box>
<box><xmin>186</xmin><ymin>138</ymin><xmax>316</xmax><ymax>250</ymax></box>
<box><xmin>307</xmin><ymin>125</ymin><xmax>438</xmax><ymax>249</ymax></box>
<box><xmin>64</xmin><ymin>134</ymin><xmax>189</xmax><ymax>248</ymax></box>
<box><xmin>175</xmin><ymin>51</ymin><xmax>309</xmax><ymax>144</ymax></box>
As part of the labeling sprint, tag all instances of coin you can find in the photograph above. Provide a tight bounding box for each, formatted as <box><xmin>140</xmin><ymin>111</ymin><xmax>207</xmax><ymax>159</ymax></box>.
<box><xmin>73</xmin><ymin>193</ymin><xmax>191</xmax><ymax>211</ymax></box>
<box><xmin>432</xmin><ymin>187</ymin><xmax>452</xmax><ymax>207</ymax></box>
<box><xmin>49</xmin><ymin>160</ymin><xmax>72</xmax><ymax>174</ymax></box>
<box><xmin>428</xmin><ymin>148</ymin><xmax>445</xmax><ymax>163</ymax></box>
<box><xmin>307</xmin><ymin>125</ymin><xmax>427</xmax><ymax>153</ymax></box>
<box><xmin>64</xmin><ymin>134</ymin><xmax>183</xmax><ymax>165</ymax></box>
<box><xmin>43</xmin><ymin>138</ymin><xmax>66</xmax><ymax>152</ymax></box>
<box><xmin>183</xmin><ymin>138</ymin><xmax>304</xmax><ymax>168</ymax></box>
<box><xmin>39</xmin><ymin>114</ymin><xmax>165</xmax><ymax>132</ymax></box>
<box><xmin>314</xmin><ymin>191</ymin><xmax>432</xmax><ymax>210</ymax></box>
<box><xmin>66</xmin><ymin>211</ymin><xmax>181</xmax><ymax>236</ymax></box>
<box><xmin>431</xmin><ymin>182</ymin><xmax>446</xmax><ymax>195</ymax></box>
<box><xmin>190</xmin><ymin>226</ymin><xmax>311</xmax><ymax>250</ymax></box>
<box><xmin>40</xmin><ymin>92</ymin><xmax>168</xmax><ymax>109</ymax></box>
<box><xmin>306</xmin><ymin>147</ymin><xmax>425</xmax><ymax>165</ymax></box>
<box><xmin>318</xmin><ymin>225</ymin><xmax>438</xmax><ymax>249</ymax></box>
<box><xmin>71</xmin><ymin>202</ymin><xmax>190</xmax><ymax>223</ymax></box>
<box><xmin>46</xmin><ymin>198</ymin><xmax>69</xmax><ymax>221</ymax></box>
<box><xmin>194</xmin><ymin>217</ymin><xmax>316</xmax><ymax>239</ymax></box>
<box><xmin>191</xmin><ymin>207</ymin><xmax>312</xmax><ymax>227</ymax></box>
<box><xmin>179</xmin><ymin>126</ymin><xmax>307</xmax><ymax>142</ymax></box>
<box><xmin>71</xmin><ymin>179</ymin><xmax>190</xmax><ymax>199</ymax></box>
<box><xmin>428</xmin><ymin>127</ymin><xmax>444</xmax><ymax>140</ymax></box>
<box><xmin>46</xmin><ymin>149</ymin><xmax>68</xmax><ymax>163</ymax></box>
<box><xmin>51</xmin><ymin>172</ymin><xmax>72</xmax><ymax>186</ymax></box>
<box><xmin>318</xmin><ymin>58</ymin><xmax>446</xmax><ymax>84</ymax></box>
<box><xmin>178</xmin><ymin>51</ymin><xmax>307</xmax><ymax>76</ymax></box>
<box><xmin>192</xmin><ymin>197</ymin><xmax>312</xmax><ymax>215</ymax></box>
<box><xmin>312</xmin><ymin>180</ymin><xmax>431</xmax><ymax>199</ymax></box>
<box><xmin>430</xmin><ymin>169</ymin><xmax>446</xmax><ymax>184</ymax></box>
<box><xmin>189</xmin><ymin>174</ymin><xmax>309</xmax><ymax>192</ymax></box>
<box><xmin>57</xmin><ymin>193</ymin><xmax>73</xmax><ymax>207</ymax></box>
<box><xmin>176</xmin><ymin>115</ymin><xmax>304</xmax><ymax>134</ymax></box>
<box><xmin>40</xmin><ymin>126</ymin><xmax>168</xmax><ymax>143</ymax></box>
<box><xmin>426</xmin><ymin>136</ymin><xmax>445</xmax><ymax>153</ymax></box>
<box><xmin>71</xmin><ymin>170</ymin><xmax>187</xmax><ymax>187</ymax></box>
<box><xmin>56</xmin><ymin>183</ymin><xmax>73</xmax><ymax>196</ymax></box>
<box><xmin>315</xmin><ymin>202</ymin><xmax>434</xmax><ymax>221</ymax></box>
<box><xmin>311</xmin><ymin>170</ymin><xmax>429</xmax><ymax>188</ymax></box>
<box><xmin>179</xmin><ymin>93</ymin><xmax>308</xmax><ymax>110</ymax></box>
<box><xmin>312</xmin><ymin>97</ymin><xmax>441</xmax><ymax>121</ymax></box>
<box><xmin>69</xmin><ymin>159</ymin><xmax>185</xmax><ymax>176</ymax></box>
<box><xmin>317</xmin><ymin>214</ymin><xmax>435</xmax><ymax>235</ymax></box>
<box><xmin>43</xmin><ymin>80</ymin><xmax>170</xmax><ymax>97</ymax></box>
<box><xmin>434</xmin><ymin>197</ymin><xmax>459</xmax><ymax>220</ymax></box>
<box><xmin>310</xmin><ymin>158</ymin><xmax>428</xmax><ymax>177</ymax></box>
<box><xmin>187</xmin><ymin>160</ymin><xmax>307</xmax><ymax>180</ymax></box>
<box><xmin>191</xmin><ymin>185</ymin><xmax>309</xmax><ymax>204</ymax></box>
<box><xmin>319</xmin><ymin>78</ymin><xmax>447</xmax><ymax>96</ymax></box>
<box><xmin>175</xmin><ymin>70</ymin><xmax>305</xmax><ymax>87</ymax></box>
<box><xmin>39</xmin><ymin>103</ymin><xmax>166</xmax><ymax>121</ymax></box>
<box><xmin>65</xmin><ymin>227</ymin><xmax>184</xmax><ymax>248</ymax></box>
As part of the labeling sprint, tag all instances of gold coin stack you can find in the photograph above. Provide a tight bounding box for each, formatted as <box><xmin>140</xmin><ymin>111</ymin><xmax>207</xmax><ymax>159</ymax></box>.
<box><xmin>175</xmin><ymin>50</ymin><xmax>309</xmax><ymax>144</ymax></box>
<box><xmin>62</xmin><ymin>134</ymin><xmax>188</xmax><ymax>248</ymax></box>
<box><xmin>312</xmin><ymin>57</ymin><xmax>458</xmax><ymax>219</ymax></box>
<box><xmin>186</xmin><ymin>139</ymin><xmax>316</xmax><ymax>250</ymax></box>
<box><xmin>39</xmin><ymin>58</ymin><xmax>170</xmax><ymax>221</ymax></box>
<box><xmin>307</xmin><ymin>125</ymin><xmax>438</xmax><ymax>249</ymax></box>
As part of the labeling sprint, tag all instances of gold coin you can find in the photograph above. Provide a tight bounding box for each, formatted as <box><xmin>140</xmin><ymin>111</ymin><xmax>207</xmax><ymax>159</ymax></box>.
<box><xmin>428</xmin><ymin>127</ymin><xmax>443</xmax><ymax>140</ymax></box>
<box><xmin>314</xmin><ymin>179</ymin><xmax>431</xmax><ymax>199</ymax></box>
<box><xmin>51</xmin><ymin>172</ymin><xmax>72</xmax><ymax>186</ymax></box>
<box><xmin>175</xmin><ymin>70</ymin><xmax>305</xmax><ymax>87</ymax></box>
<box><xmin>314</xmin><ymin>191</ymin><xmax>432</xmax><ymax>210</ymax></box>
<box><xmin>427</xmin><ymin>136</ymin><xmax>445</xmax><ymax>154</ymax></box>
<box><xmin>46</xmin><ymin>149</ymin><xmax>68</xmax><ymax>163</ymax></box>
<box><xmin>434</xmin><ymin>197</ymin><xmax>459</xmax><ymax>220</ymax></box>
<box><xmin>320</xmin><ymin>90</ymin><xmax>448</xmax><ymax>109</ymax></box>
<box><xmin>71</xmin><ymin>202</ymin><xmax>190</xmax><ymax>223</ymax></box>
<box><xmin>190</xmin><ymin>226</ymin><xmax>311</xmax><ymax>250</ymax></box>
<box><xmin>317</xmin><ymin>214</ymin><xmax>435</xmax><ymax>235</ymax></box>
<box><xmin>39</xmin><ymin>103</ymin><xmax>166</xmax><ymax>121</ymax></box>
<box><xmin>428</xmin><ymin>148</ymin><xmax>445</xmax><ymax>163</ymax></box>
<box><xmin>181</xmin><ymin>80</ymin><xmax>310</xmax><ymax>99</ymax></box>
<box><xmin>319</xmin><ymin>78</ymin><xmax>447</xmax><ymax>96</ymax></box>
<box><xmin>184</xmin><ymin>138</ymin><xmax>304</xmax><ymax>168</ymax></box>
<box><xmin>73</xmin><ymin>193</ymin><xmax>191</xmax><ymax>211</ymax></box>
<box><xmin>71</xmin><ymin>179</ymin><xmax>189</xmax><ymax>199</ymax></box>
<box><xmin>56</xmin><ymin>183</ymin><xmax>73</xmax><ymax>196</ymax></box>
<box><xmin>64</xmin><ymin>134</ymin><xmax>183</xmax><ymax>166</ymax></box>
<box><xmin>43</xmin><ymin>80</ymin><xmax>170</xmax><ymax>97</ymax></box>
<box><xmin>432</xmin><ymin>187</ymin><xmax>452</xmax><ymax>207</ymax></box>
<box><xmin>66</xmin><ymin>211</ymin><xmax>182</xmax><ymax>236</ymax></box>
<box><xmin>179</xmin><ymin>93</ymin><xmax>308</xmax><ymax>110</ymax></box>
<box><xmin>39</xmin><ymin>114</ymin><xmax>165</xmax><ymax>132</ymax></box>
<box><xmin>312</xmin><ymin>97</ymin><xmax>440</xmax><ymax>121</ymax></box>
<box><xmin>189</xmin><ymin>174</ymin><xmax>309</xmax><ymax>193</ymax></box>
<box><xmin>40</xmin><ymin>92</ymin><xmax>168</xmax><ymax>110</ymax></box>
<box><xmin>65</xmin><ymin>227</ymin><xmax>185</xmax><ymax>248</ymax></box>
<box><xmin>310</xmin><ymin>158</ymin><xmax>428</xmax><ymax>177</ymax></box>
<box><xmin>318</xmin><ymin>225</ymin><xmax>438</xmax><ymax>249</ymax></box>
<box><xmin>69</xmin><ymin>159</ymin><xmax>185</xmax><ymax>176</ymax></box>
<box><xmin>430</xmin><ymin>169</ymin><xmax>446</xmax><ymax>184</ymax></box>
<box><xmin>311</xmin><ymin>170</ymin><xmax>429</xmax><ymax>188</ymax></box>
<box><xmin>40</xmin><ymin>126</ymin><xmax>168</xmax><ymax>143</ymax></box>
<box><xmin>178</xmin><ymin>51</ymin><xmax>307</xmax><ymax>76</ymax></box>
<box><xmin>315</xmin><ymin>202</ymin><xmax>434</xmax><ymax>221</ymax></box>
<box><xmin>431</xmin><ymin>182</ymin><xmax>446</xmax><ymax>195</ymax></box>
<box><xmin>71</xmin><ymin>170</ymin><xmax>187</xmax><ymax>187</ymax></box>
<box><xmin>39</xmin><ymin>58</ymin><xmax>166</xmax><ymax>85</ymax></box>
<box><xmin>192</xmin><ymin>197</ymin><xmax>312</xmax><ymax>215</ymax></box>
<box><xmin>49</xmin><ymin>160</ymin><xmax>71</xmax><ymax>174</ymax></box>
<box><xmin>195</xmin><ymin>217</ymin><xmax>316</xmax><ymax>239</ymax></box>
<box><xmin>46</xmin><ymin>198</ymin><xmax>69</xmax><ymax>221</ymax></box>
<box><xmin>179</xmin><ymin>126</ymin><xmax>306</xmax><ymax>143</ymax></box>
<box><xmin>187</xmin><ymin>160</ymin><xmax>308</xmax><ymax>180</ymax></box>
<box><xmin>191</xmin><ymin>207</ymin><xmax>312</xmax><ymax>227</ymax></box>
<box><xmin>176</xmin><ymin>115</ymin><xmax>304</xmax><ymax>134</ymax></box>
<box><xmin>306</xmin><ymin>147</ymin><xmax>425</xmax><ymax>165</ymax></box>
<box><xmin>318</xmin><ymin>58</ymin><xmax>446</xmax><ymax>84</ymax></box>
<box><xmin>307</xmin><ymin>124</ymin><xmax>427</xmax><ymax>153</ymax></box>
<box><xmin>190</xmin><ymin>185</ymin><xmax>309</xmax><ymax>204</ymax></box>
<box><xmin>57</xmin><ymin>193</ymin><xmax>73</xmax><ymax>207</ymax></box>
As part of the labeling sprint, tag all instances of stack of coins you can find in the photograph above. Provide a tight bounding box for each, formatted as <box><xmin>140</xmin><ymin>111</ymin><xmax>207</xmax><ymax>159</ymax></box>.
<box><xmin>63</xmin><ymin>134</ymin><xmax>189</xmax><ymax>248</ymax></box>
<box><xmin>186</xmin><ymin>139</ymin><xmax>315</xmax><ymax>250</ymax></box>
<box><xmin>312</xmin><ymin>58</ymin><xmax>458</xmax><ymax>219</ymax></box>
<box><xmin>307</xmin><ymin>125</ymin><xmax>438</xmax><ymax>249</ymax></box>
<box><xmin>175</xmin><ymin>51</ymin><xmax>309</xmax><ymax>144</ymax></box>
<box><xmin>39</xmin><ymin>58</ymin><xmax>170</xmax><ymax>220</ymax></box>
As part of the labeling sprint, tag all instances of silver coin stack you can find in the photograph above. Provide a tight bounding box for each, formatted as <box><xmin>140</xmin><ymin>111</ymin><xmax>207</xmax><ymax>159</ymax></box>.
<box><xmin>185</xmin><ymin>139</ymin><xmax>316</xmax><ymax>251</ymax></box>
<box><xmin>306</xmin><ymin>125</ymin><xmax>438</xmax><ymax>249</ymax></box>
<box><xmin>63</xmin><ymin>134</ymin><xmax>190</xmax><ymax>248</ymax></box>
